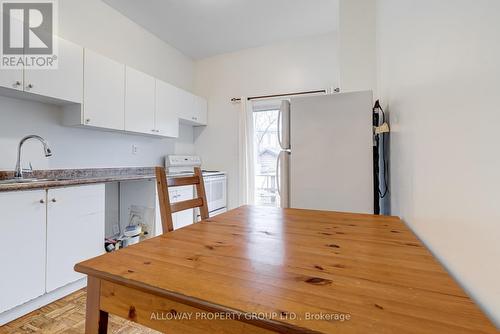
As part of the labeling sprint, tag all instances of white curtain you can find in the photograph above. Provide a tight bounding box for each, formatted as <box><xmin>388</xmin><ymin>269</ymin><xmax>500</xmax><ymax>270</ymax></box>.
<box><xmin>238</xmin><ymin>98</ymin><xmax>255</xmax><ymax>205</ymax></box>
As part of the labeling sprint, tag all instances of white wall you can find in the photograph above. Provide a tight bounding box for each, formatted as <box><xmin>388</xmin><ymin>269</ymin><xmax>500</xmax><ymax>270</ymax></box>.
<box><xmin>338</xmin><ymin>0</ymin><xmax>391</xmax><ymax>215</ymax></box>
<box><xmin>377</xmin><ymin>0</ymin><xmax>500</xmax><ymax>326</ymax></box>
<box><xmin>338</xmin><ymin>0</ymin><xmax>377</xmax><ymax>92</ymax></box>
<box><xmin>0</xmin><ymin>96</ymin><xmax>195</xmax><ymax>170</ymax></box>
<box><xmin>59</xmin><ymin>0</ymin><xmax>194</xmax><ymax>91</ymax></box>
<box><xmin>0</xmin><ymin>0</ymin><xmax>195</xmax><ymax>171</ymax></box>
<box><xmin>193</xmin><ymin>32</ymin><xmax>339</xmax><ymax>209</ymax></box>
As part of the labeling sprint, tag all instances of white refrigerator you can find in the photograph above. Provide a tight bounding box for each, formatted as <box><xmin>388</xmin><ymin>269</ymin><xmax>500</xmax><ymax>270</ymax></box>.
<box><xmin>277</xmin><ymin>91</ymin><xmax>374</xmax><ymax>214</ymax></box>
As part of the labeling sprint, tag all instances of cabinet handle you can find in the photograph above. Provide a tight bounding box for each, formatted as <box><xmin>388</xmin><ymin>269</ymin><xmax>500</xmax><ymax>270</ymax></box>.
<box><xmin>85</xmin><ymin>118</ymin><xmax>91</xmax><ymax>124</ymax></box>
<box><xmin>27</xmin><ymin>83</ymin><xmax>33</xmax><ymax>89</ymax></box>
<box><xmin>51</xmin><ymin>198</ymin><xmax>57</xmax><ymax>203</ymax></box>
<box><xmin>14</xmin><ymin>81</ymin><xmax>21</xmax><ymax>87</ymax></box>
<box><xmin>40</xmin><ymin>199</ymin><xmax>45</xmax><ymax>204</ymax></box>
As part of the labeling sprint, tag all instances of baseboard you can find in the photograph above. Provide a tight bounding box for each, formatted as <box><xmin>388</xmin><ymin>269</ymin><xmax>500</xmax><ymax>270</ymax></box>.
<box><xmin>0</xmin><ymin>278</ymin><xmax>87</xmax><ymax>326</ymax></box>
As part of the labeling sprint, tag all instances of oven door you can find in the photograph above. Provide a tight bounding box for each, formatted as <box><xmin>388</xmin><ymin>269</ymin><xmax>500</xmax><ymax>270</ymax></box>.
<box><xmin>203</xmin><ymin>174</ymin><xmax>227</xmax><ymax>216</ymax></box>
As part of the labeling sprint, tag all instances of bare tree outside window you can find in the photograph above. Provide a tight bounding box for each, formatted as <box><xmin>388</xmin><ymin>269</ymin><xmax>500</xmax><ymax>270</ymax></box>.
<box><xmin>253</xmin><ymin>109</ymin><xmax>280</xmax><ymax>206</ymax></box>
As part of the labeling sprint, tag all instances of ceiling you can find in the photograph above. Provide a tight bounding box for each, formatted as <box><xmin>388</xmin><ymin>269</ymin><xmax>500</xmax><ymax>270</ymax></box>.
<box><xmin>103</xmin><ymin>0</ymin><xmax>339</xmax><ymax>60</ymax></box>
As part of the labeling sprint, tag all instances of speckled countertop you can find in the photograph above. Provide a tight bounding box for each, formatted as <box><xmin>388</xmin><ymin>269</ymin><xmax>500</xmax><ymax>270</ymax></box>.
<box><xmin>0</xmin><ymin>167</ymin><xmax>157</xmax><ymax>192</ymax></box>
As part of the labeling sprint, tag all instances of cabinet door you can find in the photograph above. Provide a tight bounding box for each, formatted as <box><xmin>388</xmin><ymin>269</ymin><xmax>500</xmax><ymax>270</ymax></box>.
<box><xmin>155</xmin><ymin>80</ymin><xmax>179</xmax><ymax>138</ymax></box>
<box><xmin>46</xmin><ymin>184</ymin><xmax>105</xmax><ymax>292</ymax></box>
<box><xmin>172</xmin><ymin>185</ymin><xmax>194</xmax><ymax>230</ymax></box>
<box><xmin>168</xmin><ymin>188</ymin><xmax>179</xmax><ymax>229</ymax></box>
<box><xmin>193</xmin><ymin>95</ymin><xmax>208</xmax><ymax>125</ymax></box>
<box><xmin>177</xmin><ymin>89</ymin><xmax>195</xmax><ymax>123</ymax></box>
<box><xmin>83</xmin><ymin>49</ymin><xmax>125</xmax><ymax>130</ymax></box>
<box><xmin>0</xmin><ymin>190</ymin><xmax>46</xmax><ymax>313</ymax></box>
<box><xmin>0</xmin><ymin>68</ymin><xmax>23</xmax><ymax>91</ymax></box>
<box><xmin>125</xmin><ymin>66</ymin><xmax>155</xmax><ymax>134</ymax></box>
<box><xmin>24</xmin><ymin>37</ymin><xmax>83</xmax><ymax>103</ymax></box>
<box><xmin>178</xmin><ymin>90</ymin><xmax>208</xmax><ymax>126</ymax></box>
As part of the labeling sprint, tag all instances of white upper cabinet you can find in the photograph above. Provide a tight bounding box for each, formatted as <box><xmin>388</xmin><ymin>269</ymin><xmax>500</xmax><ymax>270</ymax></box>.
<box><xmin>155</xmin><ymin>79</ymin><xmax>180</xmax><ymax>138</ymax></box>
<box><xmin>0</xmin><ymin>68</ymin><xmax>23</xmax><ymax>91</ymax></box>
<box><xmin>193</xmin><ymin>94</ymin><xmax>208</xmax><ymax>125</ymax></box>
<box><xmin>0</xmin><ymin>190</ymin><xmax>46</xmax><ymax>313</ymax></box>
<box><xmin>24</xmin><ymin>37</ymin><xmax>83</xmax><ymax>103</ymax></box>
<box><xmin>178</xmin><ymin>89</ymin><xmax>193</xmax><ymax>120</ymax></box>
<box><xmin>178</xmin><ymin>90</ymin><xmax>207</xmax><ymax>126</ymax></box>
<box><xmin>125</xmin><ymin>66</ymin><xmax>155</xmax><ymax>134</ymax></box>
<box><xmin>1</xmin><ymin>36</ymin><xmax>207</xmax><ymax>135</ymax></box>
<box><xmin>83</xmin><ymin>49</ymin><xmax>125</xmax><ymax>130</ymax></box>
<box><xmin>46</xmin><ymin>185</ymin><xmax>105</xmax><ymax>292</ymax></box>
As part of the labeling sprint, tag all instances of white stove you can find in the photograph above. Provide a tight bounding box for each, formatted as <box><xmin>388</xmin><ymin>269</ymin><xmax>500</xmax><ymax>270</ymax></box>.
<box><xmin>165</xmin><ymin>155</ymin><xmax>225</xmax><ymax>177</ymax></box>
<box><xmin>165</xmin><ymin>155</ymin><xmax>227</xmax><ymax>217</ymax></box>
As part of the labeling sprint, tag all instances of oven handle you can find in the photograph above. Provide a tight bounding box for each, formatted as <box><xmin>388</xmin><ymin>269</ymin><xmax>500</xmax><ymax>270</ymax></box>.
<box><xmin>203</xmin><ymin>175</ymin><xmax>226</xmax><ymax>181</ymax></box>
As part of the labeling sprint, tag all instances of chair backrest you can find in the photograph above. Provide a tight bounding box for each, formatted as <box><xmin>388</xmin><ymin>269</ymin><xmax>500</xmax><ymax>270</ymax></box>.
<box><xmin>155</xmin><ymin>166</ymin><xmax>209</xmax><ymax>233</ymax></box>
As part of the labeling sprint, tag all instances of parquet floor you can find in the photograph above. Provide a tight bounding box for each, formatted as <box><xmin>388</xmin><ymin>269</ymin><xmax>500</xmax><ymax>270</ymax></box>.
<box><xmin>0</xmin><ymin>289</ymin><xmax>160</xmax><ymax>334</ymax></box>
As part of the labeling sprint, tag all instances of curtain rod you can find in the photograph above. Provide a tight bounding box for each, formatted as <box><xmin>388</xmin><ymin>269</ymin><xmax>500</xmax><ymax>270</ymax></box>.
<box><xmin>230</xmin><ymin>88</ymin><xmax>339</xmax><ymax>103</ymax></box>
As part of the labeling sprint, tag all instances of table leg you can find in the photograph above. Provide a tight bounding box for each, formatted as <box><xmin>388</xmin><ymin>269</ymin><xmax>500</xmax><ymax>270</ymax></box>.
<box><xmin>85</xmin><ymin>276</ymin><xmax>109</xmax><ymax>334</ymax></box>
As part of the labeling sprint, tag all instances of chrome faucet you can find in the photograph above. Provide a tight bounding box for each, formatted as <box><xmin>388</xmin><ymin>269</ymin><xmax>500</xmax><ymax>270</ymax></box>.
<box><xmin>14</xmin><ymin>135</ymin><xmax>52</xmax><ymax>179</ymax></box>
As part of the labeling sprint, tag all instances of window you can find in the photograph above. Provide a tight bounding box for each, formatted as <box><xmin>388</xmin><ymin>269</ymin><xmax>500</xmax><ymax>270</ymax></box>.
<box><xmin>253</xmin><ymin>108</ymin><xmax>280</xmax><ymax>207</ymax></box>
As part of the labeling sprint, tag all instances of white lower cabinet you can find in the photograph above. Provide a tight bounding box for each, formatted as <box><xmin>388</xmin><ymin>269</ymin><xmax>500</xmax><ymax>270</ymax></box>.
<box><xmin>0</xmin><ymin>190</ymin><xmax>46</xmax><ymax>313</ymax></box>
<box><xmin>169</xmin><ymin>186</ymin><xmax>194</xmax><ymax>230</ymax></box>
<box><xmin>46</xmin><ymin>185</ymin><xmax>105</xmax><ymax>292</ymax></box>
<box><xmin>0</xmin><ymin>185</ymin><xmax>105</xmax><ymax>314</ymax></box>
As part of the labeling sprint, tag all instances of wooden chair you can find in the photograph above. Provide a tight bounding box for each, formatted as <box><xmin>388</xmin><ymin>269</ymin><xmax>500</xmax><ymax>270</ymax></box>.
<box><xmin>155</xmin><ymin>166</ymin><xmax>209</xmax><ymax>233</ymax></box>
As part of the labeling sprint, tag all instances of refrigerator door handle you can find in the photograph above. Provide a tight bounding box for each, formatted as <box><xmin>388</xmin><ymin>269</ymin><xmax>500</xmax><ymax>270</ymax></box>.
<box><xmin>277</xmin><ymin>107</ymin><xmax>283</xmax><ymax>150</ymax></box>
<box><xmin>276</xmin><ymin>151</ymin><xmax>283</xmax><ymax>197</ymax></box>
<box><xmin>279</xmin><ymin>100</ymin><xmax>291</xmax><ymax>150</ymax></box>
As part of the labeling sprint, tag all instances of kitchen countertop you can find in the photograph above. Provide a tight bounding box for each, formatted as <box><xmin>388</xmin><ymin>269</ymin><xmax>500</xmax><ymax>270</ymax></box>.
<box><xmin>0</xmin><ymin>167</ymin><xmax>156</xmax><ymax>192</ymax></box>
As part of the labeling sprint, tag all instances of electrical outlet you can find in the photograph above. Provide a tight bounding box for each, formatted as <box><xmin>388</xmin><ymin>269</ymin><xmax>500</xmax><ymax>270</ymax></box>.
<box><xmin>131</xmin><ymin>144</ymin><xmax>139</xmax><ymax>155</ymax></box>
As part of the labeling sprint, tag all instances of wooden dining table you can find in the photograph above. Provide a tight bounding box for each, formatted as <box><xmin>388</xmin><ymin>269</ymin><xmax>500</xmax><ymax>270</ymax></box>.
<box><xmin>75</xmin><ymin>206</ymin><xmax>497</xmax><ymax>334</ymax></box>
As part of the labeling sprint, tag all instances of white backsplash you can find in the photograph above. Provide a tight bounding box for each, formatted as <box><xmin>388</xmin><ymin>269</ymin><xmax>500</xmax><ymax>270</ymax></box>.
<box><xmin>0</xmin><ymin>95</ymin><xmax>195</xmax><ymax>171</ymax></box>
